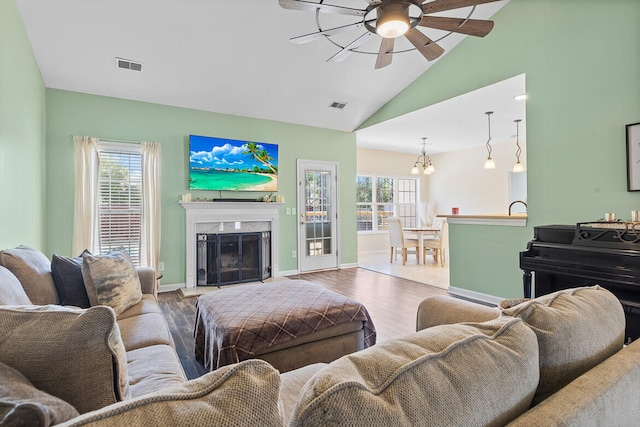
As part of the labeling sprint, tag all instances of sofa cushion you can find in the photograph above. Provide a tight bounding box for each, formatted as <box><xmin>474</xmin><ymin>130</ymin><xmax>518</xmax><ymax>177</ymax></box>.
<box><xmin>117</xmin><ymin>294</ymin><xmax>162</xmax><ymax>320</ymax></box>
<box><xmin>290</xmin><ymin>317</ymin><xmax>539</xmax><ymax>427</ymax></box>
<box><xmin>51</xmin><ymin>251</ymin><xmax>91</xmax><ymax>308</ymax></box>
<box><xmin>0</xmin><ymin>265</ymin><xmax>32</xmax><ymax>305</ymax></box>
<box><xmin>117</xmin><ymin>312</ymin><xmax>174</xmax><ymax>351</ymax></box>
<box><xmin>0</xmin><ymin>246</ymin><xmax>58</xmax><ymax>305</ymax></box>
<box><xmin>501</xmin><ymin>285</ymin><xmax>625</xmax><ymax>405</ymax></box>
<box><xmin>57</xmin><ymin>359</ymin><xmax>284</xmax><ymax>427</ymax></box>
<box><xmin>126</xmin><ymin>345</ymin><xmax>187</xmax><ymax>398</ymax></box>
<box><xmin>82</xmin><ymin>248</ymin><xmax>142</xmax><ymax>316</ymax></box>
<box><xmin>0</xmin><ymin>305</ymin><xmax>130</xmax><ymax>414</ymax></box>
<box><xmin>0</xmin><ymin>360</ymin><xmax>79</xmax><ymax>426</ymax></box>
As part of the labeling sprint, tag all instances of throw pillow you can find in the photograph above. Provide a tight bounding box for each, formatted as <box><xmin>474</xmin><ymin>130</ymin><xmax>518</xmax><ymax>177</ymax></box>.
<box><xmin>81</xmin><ymin>248</ymin><xmax>142</xmax><ymax>316</ymax></box>
<box><xmin>59</xmin><ymin>359</ymin><xmax>284</xmax><ymax>427</ymax></box>
<box><xmin>51</xmin><ymin>251</ymin><xmax>91</xmax><ymax>308</ymax></box>
<box><xmin>501</xmin><ymin>285</ymin><xmax>625</xmax><ymax>405</ymax></box>
<box><xmin>0</xmin><ymin>304</ymin><xmax>130</xmax><ymax>414</ymax></box>
<box><xmin>0</xmin><ymin>361</ymin><xmax>79</xmax><ymax>426</ymax></box>
<box><xmin>0</xmin><ymin>245</ymin><xmax>58</xmax><ymax>305</ymax></box>
<box><xmin>0</xmin><ymin>265</ymin><xmax>32</xmax><ymax>305</ymax></box>
<box><xmin>290</xmin><ymin>317</ymin><xmax>539</xmax><ymax>427</ymax></box>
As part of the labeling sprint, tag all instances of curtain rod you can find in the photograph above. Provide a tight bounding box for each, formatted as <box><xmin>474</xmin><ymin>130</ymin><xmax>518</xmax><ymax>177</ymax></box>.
<box><xmin>70</xmin><ymin>135</ymin><xmax>141</xmax><ymax>144</ymax></box>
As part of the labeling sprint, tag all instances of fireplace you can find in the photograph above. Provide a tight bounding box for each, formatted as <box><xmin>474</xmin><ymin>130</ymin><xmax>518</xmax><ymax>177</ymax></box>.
<box><xmin>181</xmin><ymin>201</ymin><xmax>281</xmax><ymax>289</ymax></box>
<box><xmin>197</xmin><ymin>231</ymin><xmax>271</xmax><ymax>286</ymax></box>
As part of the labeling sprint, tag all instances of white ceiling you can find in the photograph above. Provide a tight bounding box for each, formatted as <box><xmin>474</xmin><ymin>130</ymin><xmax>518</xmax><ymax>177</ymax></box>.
<box><xmin>16</xmin><ymin>0</ymin><xmax>511</xmax><ymax>151</ymax></box>
<box><xmin>357</xmin><ymin>73</ymin><xmax>526</xmax><ymax>155</ymax></box>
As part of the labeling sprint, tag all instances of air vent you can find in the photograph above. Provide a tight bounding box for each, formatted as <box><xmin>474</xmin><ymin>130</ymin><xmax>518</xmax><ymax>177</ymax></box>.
<box><xmin>329</xmin><ymin>101</ymin><xmax>347</xmax><ymax>110</ymax></box>
<box><xmin>116</xmin><ymin>57</ymin><xmax>143</xmax><ymax>72</ymax></box>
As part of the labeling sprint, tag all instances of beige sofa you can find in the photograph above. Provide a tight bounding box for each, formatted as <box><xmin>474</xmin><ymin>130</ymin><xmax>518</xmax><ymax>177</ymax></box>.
<box><xmin>2</xmin><ymin>246</ymin><xmax>640</xmax><ymax>426</ymax></box>
<box><xmin>0</xmin><ymin>246</ymin><xmax>188</xmax><ymax>423</ymax></box>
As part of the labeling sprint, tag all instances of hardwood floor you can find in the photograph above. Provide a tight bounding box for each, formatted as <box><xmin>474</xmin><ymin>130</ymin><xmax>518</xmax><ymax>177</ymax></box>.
<box><xmin>157</xmin><ymin>267</ymin><xmax>447</xmax><ymax>380</ymax></box>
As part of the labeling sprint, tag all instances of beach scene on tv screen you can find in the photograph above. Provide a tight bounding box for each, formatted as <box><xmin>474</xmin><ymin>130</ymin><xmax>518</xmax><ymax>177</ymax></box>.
<box><xmin>189</xmin><ymin>135</ymin><xmax>278</xmax><ymax>191</ymax></box>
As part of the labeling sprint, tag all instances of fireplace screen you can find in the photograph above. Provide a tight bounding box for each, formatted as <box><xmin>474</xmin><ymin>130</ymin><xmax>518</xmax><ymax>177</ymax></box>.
<box><xmin>197</xmin><ymin>232</ymin><xmax>271</xmax><ymax>286</ymax></box>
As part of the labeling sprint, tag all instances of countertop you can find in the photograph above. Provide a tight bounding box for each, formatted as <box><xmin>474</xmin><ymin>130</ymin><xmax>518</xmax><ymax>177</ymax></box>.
<box><xmin>440</xmin><ymin>214</ymin><xmax>527</xmax><ymax>227</ymax></box>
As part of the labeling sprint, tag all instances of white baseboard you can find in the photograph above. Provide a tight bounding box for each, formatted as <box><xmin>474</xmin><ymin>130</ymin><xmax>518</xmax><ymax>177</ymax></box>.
<box><xmin>278</xmin><ymin>269</ymin><xmax>299</xmax><ymax>276</ymax></box>
<box><xmin>158</xmin><ymin>283</ymin><xmax>186</xmax><ymax>293</ymax></box>
<box><xmin>448</xmin><ymin>286</ymin><xmax>502</xmax><ymax>306</ymax></box>
<box><xmin>340</xmin><ymin>262</ymin><xmax>359</xmax><ymax>269</ymax></box>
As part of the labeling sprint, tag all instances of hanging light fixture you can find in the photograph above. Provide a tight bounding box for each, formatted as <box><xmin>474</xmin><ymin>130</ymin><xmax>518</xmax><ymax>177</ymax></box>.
<box><xmin>483</xmin><ymin>111</ymin><xmax>496</xmax><ymax>169</ymax></box>
<box><xmin>411</xmin><ymin>137</ymin><xmax>435</xmax><ymax>175</ymax></box>
<box><xmin>376</xmin><ymin>2</ymin><xmax>411</xmax><ymax>39</ymax></box>
<box><xmin>513</xmin><ymin>119</ymin><xmax>525</xmax><ymax>173</ymax></box>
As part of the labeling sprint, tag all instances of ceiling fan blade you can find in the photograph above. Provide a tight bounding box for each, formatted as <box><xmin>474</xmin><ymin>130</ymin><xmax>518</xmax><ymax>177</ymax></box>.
<box><xmin>405</xmin><ymin>28</ymin><xmax>444</xmax><ymax>61</ymax></box>
<box><xmin>422</xmin><ymin>0</ymin><xmax>502</xmax><ymax>15</ymax></box>
<box><xmin>290</xmin><ymin>22</ymin><xmax>366</xmax><ymax>44</ymax></box>
<box><xmin>279</xmin><ymin>0</ymin><xmax>366</xmax><ymax>17</ymax></box>
<box><xmin>375</xmin><ymin>38</ymin><xmax>394</xmax><ymax>69</ymax></box>
<box><xmin>419</xmin><ymin>16</ymin><xmax>494</xmax><ymax>37</ymax></box>
<box><xmin>327</xmin><ymin>32</ymin><xmax>373</xmax><ymax>63</ymax></box>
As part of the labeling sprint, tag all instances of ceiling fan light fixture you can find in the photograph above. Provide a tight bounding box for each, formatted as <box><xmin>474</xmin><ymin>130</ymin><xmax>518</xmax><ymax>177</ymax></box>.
<box><xmin>376</xmin><ymin>3</ymin><xmax>411</xmax><ymax>39</ymax></box>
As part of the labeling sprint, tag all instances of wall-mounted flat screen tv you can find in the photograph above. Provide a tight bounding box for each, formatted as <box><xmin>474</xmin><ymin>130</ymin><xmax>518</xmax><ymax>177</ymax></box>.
<box><xmin>189</xmin><ymin>135</ymin><xmax>278</xmax><ymax>191</ymax></box>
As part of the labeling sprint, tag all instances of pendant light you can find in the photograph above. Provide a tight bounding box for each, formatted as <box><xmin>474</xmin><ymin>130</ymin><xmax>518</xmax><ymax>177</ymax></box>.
<box><xmin>483</xmin><ymin>111</ymin><xmax>495</xmax><ymax>169</ymax></box>
<box><xmin>411</xmin><ymin>137</ymin><xmax>435</xmax><ymax>175</ymax></box>
<box><xmin>513</xmin><ymin>119</ymin><xmax>525</xmax><ymax>173</ymax></box>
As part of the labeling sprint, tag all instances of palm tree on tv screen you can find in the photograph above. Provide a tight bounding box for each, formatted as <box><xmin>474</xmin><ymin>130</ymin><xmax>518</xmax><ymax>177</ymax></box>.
<box><xmin>242</xmin><ymin>142</ymin><xmax>277</xmax><ymax>174</ymax></box>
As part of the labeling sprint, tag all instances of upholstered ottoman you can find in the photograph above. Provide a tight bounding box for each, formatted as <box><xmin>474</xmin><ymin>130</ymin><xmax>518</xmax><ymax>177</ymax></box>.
<box><xmin>194</xmin><ymin>279</ymin><xmax>376</xmax><ymax>373</ymax></box>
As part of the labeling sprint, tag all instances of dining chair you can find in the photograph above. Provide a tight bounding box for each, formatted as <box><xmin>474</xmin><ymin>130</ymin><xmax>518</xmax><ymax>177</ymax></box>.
<box><xmin>387</xmin><ymin>217</ymin><xmax>419</xmax><ymax>265</ymax></box>
<box><xmin>423</xmin><ymin>218</ymin><xmax>449</xmax><ymax>267</ymax></box>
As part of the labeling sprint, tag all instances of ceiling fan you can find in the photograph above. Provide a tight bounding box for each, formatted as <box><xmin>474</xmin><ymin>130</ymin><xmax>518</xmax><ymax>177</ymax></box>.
<box><xmin>279</xmin><ymin>0</ymin><xmax>502</xmax><ymax>69</ymax></box>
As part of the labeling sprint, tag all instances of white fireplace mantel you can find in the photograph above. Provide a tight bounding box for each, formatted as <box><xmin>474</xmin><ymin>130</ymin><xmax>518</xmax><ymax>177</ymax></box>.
<box><xmin>180</xmin><ymin>201</ymin><xmax>282</xmax><ymax>288</ymax></box>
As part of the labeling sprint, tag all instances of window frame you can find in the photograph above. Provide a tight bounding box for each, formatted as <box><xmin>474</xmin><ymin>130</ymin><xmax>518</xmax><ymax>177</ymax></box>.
<box><xmin>356</xmin><ymin>174</ymin><xmax>420</xmax><ymax>234</ymax></box>
<box><xmin>97</xmin><ymin>140</ymin><xmax>145</xmax><ymax>266</ymax></box>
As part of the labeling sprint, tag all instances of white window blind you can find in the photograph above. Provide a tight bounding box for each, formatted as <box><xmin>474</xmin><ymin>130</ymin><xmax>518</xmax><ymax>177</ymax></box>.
<box><xmin>98</xmin><ymin>142</ymin><xmax>144</xmax><ymax>265</ymax></box>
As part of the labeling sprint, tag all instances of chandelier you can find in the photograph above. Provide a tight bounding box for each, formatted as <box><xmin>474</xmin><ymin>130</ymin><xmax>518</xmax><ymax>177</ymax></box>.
<box><xmin>411</xmin><ymin>137</ymin><xmax>435</xmax><ymax>175</ymax></box>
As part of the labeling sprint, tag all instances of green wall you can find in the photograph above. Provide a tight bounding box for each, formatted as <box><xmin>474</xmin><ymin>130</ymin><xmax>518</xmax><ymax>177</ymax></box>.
<box><xmin>0</xmin><ymin>0</ymin><xmax>46</xmax><ymax>249</ymax></box>
<box><xmin>45</xmin><ymin>89</ymin><xmax>357</xmax><ymax>285</ymax></box>
<box><xmin>362</xmin><ymin>0</ymin><xmax>640</xmax><ymax>298</ymax></box>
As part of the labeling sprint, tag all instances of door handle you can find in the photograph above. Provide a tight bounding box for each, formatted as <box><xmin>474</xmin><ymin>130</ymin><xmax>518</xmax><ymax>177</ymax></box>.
<box><xmin>301</xmin><ymin>221</ymin><xmax>306</xmax><ymax>225</ymax></box>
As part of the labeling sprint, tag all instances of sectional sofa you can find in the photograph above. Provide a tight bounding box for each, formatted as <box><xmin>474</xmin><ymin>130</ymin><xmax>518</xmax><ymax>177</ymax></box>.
<box><xmin>1</xmin><ymin>245</ymin><xmax>640</xmax><ymax>426</ymax></box>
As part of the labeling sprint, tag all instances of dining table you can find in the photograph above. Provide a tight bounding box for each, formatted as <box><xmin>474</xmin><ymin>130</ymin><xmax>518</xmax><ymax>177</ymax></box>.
<box><xmin>403</xmin><ymin>227</ymin><xmax>440</xmax><ymax>265</ymax></box>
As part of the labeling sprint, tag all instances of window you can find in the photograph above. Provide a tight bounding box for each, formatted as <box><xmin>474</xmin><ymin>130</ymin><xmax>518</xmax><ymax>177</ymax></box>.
<box><xmin>357</xmin><ymin>175</ymin><xmax>418</xmax><ymax>232</ymax></box>
<box><xmin>98</xmin><ymin>142</ymin><xmax>144</xmax><ymax>265</ymax></box>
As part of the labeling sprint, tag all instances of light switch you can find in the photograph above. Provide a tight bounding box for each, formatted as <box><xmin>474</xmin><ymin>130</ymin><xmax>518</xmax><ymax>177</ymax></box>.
<box><xmin>235</xmin><ymin>221</ymin><xmax>241</xmax><ymax>229</ymax></box>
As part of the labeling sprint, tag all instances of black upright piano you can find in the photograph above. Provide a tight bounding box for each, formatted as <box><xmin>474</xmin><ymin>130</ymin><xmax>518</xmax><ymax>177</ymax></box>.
<box><xmin>520</xmin><ymin>223</ymin><xmax>640</xmax><ymax>341</ymax></box>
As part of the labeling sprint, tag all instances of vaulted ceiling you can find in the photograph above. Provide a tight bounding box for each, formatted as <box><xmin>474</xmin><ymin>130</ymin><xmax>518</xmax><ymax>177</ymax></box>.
<box><xmin>16</xmin><ymin>0</ymin><xmax>513</xmax><ymax>152</ymax></box>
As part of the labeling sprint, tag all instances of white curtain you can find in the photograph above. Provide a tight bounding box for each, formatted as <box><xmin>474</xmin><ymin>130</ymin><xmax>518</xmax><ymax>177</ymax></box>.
<box><xmin>72</xmin><ymin>136</ymin><xmax>100</xmax><ymax>255</ymax></box>
<box><xmin>141</xmin><ymin>142</ymin><xmax>161</xmax><ymax>273</ymax></box>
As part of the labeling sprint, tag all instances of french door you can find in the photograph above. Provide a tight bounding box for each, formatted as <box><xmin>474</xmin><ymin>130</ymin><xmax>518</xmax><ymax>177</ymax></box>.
<box><xmin>297</xmin><ymin>160</ymin><xmax>339</xmax><ymax>272</ymax></box>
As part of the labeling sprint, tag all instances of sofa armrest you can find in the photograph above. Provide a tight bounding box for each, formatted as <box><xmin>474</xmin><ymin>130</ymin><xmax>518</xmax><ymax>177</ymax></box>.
<box><xmin>507</xmin><ymin>339</ymin><xmax>640</xmax><ymax>426</ymax></box>
<box><xmin>136</xmin><ymin>268</ymin><xmax>157</xmax><ymax>298</ymax></box>
<box><xmin>416</xmin><ymin>295</ymin><xmax>500</xmax><ymax>331</ymax></box>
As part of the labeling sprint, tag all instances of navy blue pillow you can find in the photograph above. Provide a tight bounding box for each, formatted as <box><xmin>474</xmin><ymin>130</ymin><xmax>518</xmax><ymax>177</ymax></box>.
<box><xmin>51</xmin><ymin>250</ymin><xmax>91</xmax><ymax>308</ymax></box>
